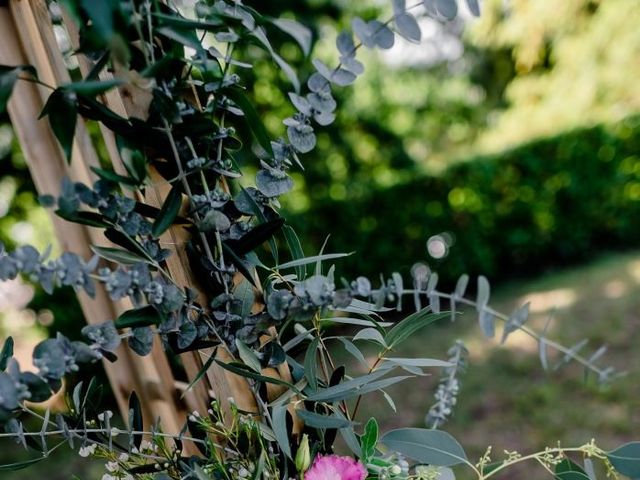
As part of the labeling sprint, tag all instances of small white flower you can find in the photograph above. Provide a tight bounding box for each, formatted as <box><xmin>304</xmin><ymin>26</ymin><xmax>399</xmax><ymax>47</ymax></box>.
<box><xmin>101</xmin><ymin>475</ymin><xmax>115</xmax><ymax>480</ymax></box>
<box><xmin>118</xmin><ymin>452</ymin><xmax>129</xmax><ymax>462</ymax></box>
<box><xmin>140</xmin><ymin>440</ymin><xmax>153</xmax><ymax>451</ymax></box>
<box><xmin>105</xmin><ymin>461</ymin><xmax>120</xmax><ymax>472</ymax></box>
<box><xmin>78</xmin><ymin>444</ymin><xmax>97</xmax><ymax>457</ymax></box>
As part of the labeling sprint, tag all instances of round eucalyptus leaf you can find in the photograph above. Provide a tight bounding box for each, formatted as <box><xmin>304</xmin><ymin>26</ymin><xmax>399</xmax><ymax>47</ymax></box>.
<box><xmin>129</xmin><ymin>327</ymin><xmax>154</xmax><ymax>356</ymax></box>
<box><xmin>369</xmin><ymin>21</ymin><xmax>395</xmax><ymax>49</ymax></box>
<box><xmin>256</xmin><ymin>169</ymin><xmax>293</xmax><ymax>198</ymax></box>
<box><xmin>396</xmin><ymin>13</ymin><xmax>421</xmax><ymax>43</ymax></box>
<box><xmin>352</xmin><ymin>17</ymin><xmax>376</xmax><ymax>48</ymax></box>
<box><xmin>313</xmin><ymin>110</ymin><xmax>336</xmax><ymax>127</ymax></box>
<box><xmin>177</xmin><ymin>321</ymin><xmax>198</xmax><ymax>350</ymax></box>
<box><xmin>329</xmin><ymin>68</ymin><xmax>357</xmax><ymax>87</ymax></box>
<box><xmin>336</xmin><ymin>30</ymin><xmax>355</xmax><ymax>55</ymax></box>
<box><xmin>307</xmin><ymin>91</ymin><xmax>337</xmax><ymax>113</ymax></box>
<box><xmin>200</xmin><ymin>209</ymin><xmax>231</xmax><ymax>232</ymax></box>
<box><xmin>81</xmin><ymin>321</ymin><xmax>121</xmax><ymax>352</ymax></box>
<box><xmin>33</xmin><ymin>339</ymin><xmax>66</xmax><ymax>379</ymax></box>
<box><xmin>0</xmin><ymin>373</ymin><xmax>19</xmax><ymax>409</ymax></box>
<box><xmin>466</xmin><ymin>0</ymin><xmax>481</xmax><ymax>16</ymax></box>
<box><xmin>340</xmin><ymin>56</ymin><xmax>365</xmax><ymax>76</ymax></box>
<box><xmin>307</xmin><ymin>72</ymin><xmax>327</xmax><ymax>92</ymax></box>
<box><xmin>435</xmin><ymin>0</ymin><xmax>458</xmax><ymax>19</ymax></box>
<box><xmin>71</xmin><ymin>341</ymin><xmax>102</xmax><ymax>364</ymax></box>
<box><xmin>287</xmin><ymin>123</ymin><xmax>316</xmax><ymax>153</ymax></box>
<box><xmin>267</xmin><ymin>290</ymin><xmax>293</xmax><ymax>320</ymax></box>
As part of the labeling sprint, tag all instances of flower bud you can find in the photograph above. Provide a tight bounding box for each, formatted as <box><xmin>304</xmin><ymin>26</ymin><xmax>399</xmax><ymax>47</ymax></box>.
<box><xmin>295</xmin><ymin>434</ymin><xmax>311</xmax><ymax>473</ymax></box>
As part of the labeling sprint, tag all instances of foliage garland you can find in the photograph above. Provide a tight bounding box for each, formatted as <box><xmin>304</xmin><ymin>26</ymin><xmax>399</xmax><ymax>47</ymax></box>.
<box><xmin>0</xmin><ymin>0</ymin><xmax>637</xmax><ymax>479</ymax></box>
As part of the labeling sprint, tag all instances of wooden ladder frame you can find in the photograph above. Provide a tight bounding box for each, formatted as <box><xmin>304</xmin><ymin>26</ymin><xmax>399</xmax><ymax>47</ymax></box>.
<box><xmin>0</xmin><ymin>0</ymin><xmax>262</xmax><ymax>439</ymax></box>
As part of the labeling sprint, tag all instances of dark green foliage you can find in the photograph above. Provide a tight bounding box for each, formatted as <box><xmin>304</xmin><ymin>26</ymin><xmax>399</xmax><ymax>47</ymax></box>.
<box><xmin>291</xmin><ymin>116</ymin><xmax>640</xmax><ymax>284</ymax></box>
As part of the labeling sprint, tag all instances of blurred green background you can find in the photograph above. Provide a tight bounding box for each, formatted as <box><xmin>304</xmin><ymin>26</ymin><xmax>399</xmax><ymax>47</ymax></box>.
<box><xmin>0</xmin><ymin>0</ymin><xmax>639</xmax><ymax>478</ymax></box>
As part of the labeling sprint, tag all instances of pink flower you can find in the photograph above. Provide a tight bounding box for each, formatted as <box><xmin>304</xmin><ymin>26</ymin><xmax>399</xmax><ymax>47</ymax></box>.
<box><xmin>304</xmin><ymin>454</ymin><xmax>367</xmax><ymax>480</ymax></box>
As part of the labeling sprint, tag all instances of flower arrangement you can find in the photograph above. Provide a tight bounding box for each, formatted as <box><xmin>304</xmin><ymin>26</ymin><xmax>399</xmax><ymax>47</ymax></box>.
<box><xmin>0</xmin><ymin>0</ymin><xmax>638</xmax><ymax>479</ymax></box>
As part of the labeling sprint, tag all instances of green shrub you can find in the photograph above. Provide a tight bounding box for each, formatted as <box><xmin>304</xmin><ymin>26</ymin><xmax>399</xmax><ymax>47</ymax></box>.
<box><xmin>290</xmin><ymin>116</ymin><xmax>640</xmax><ymax>284</ymax></box>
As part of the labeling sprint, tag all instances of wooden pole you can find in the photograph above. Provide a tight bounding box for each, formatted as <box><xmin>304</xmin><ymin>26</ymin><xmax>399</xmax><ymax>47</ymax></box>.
<box><xmin>0</xmin><ymin>1</ymin><xmax>188</xmax><ymax>437</ymax></box>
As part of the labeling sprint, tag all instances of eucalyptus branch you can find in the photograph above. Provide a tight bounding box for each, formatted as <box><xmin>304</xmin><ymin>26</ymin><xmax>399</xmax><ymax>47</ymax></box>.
<box><xmin>370</xmin><ymin>285</ymin><xmax>617</xmax><ymax>382</ymax></box>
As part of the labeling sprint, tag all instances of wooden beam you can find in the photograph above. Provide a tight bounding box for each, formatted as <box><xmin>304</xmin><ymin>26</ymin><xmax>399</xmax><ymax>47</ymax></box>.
<box><xmin>1</xmin><ymin>1</ymin><xmax>188</xmax><ymax>437</ymax></box>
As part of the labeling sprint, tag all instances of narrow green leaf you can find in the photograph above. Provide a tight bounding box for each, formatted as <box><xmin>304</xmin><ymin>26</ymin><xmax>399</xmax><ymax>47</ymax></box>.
<box><xmin>305</xmin><ymin>369</ymin><xmax>389</xmax><ymax>403</ymax></box>
<box><xmin>336</xmin><ymin>338</ymin><xmax>367</xmax><ymax>366</ymax></box>
<box><xmin>0</xmin><ymin>457</ymin><xmax>46</xmax><ymax>471</ymax></box>
<box><xmin>235</xmin><ymin>187</ymin><xmax>279</xmax><ymax>264</ymax></box>
<box><xmin>72</xmin><ymin>381</ymin><xmax>83</xmax><ymax>413</ymax></box>
<box><xmin>304</xmin><ymin>337</ymin><xmax>320</xmax><ymax>391</ymax></box>
<box><xmin>215</xmin><ymin>360</ymin><xmax>298</xmax><ymax>391</ymax></box>
<box><xmin>128</xmin><ymin>391</ymin><xmax>143</xmax><ymax>449</ymax></box>
<box><xmin>225</xmin><ymin>88</ymin><xmax>274</xmax><ymax>157</ymax></box>
<box><xmin>151</xmin><ymin>186</ymin><xmax>182</xmax><ymax>238</ymax></box>
<box><xmin>353</xmin><ymin>328</ymin><xmax>387</xmax><ymax>347</ymax></box>
<box><xmin>235</xmin><ymin>339</ymin><xmax>262</xmax><ymax>373</ymax></box>
<box><xmin>297</xmin><ymin>409</ymin><xmax>354</xmax><ymax>429</ymax></box>
<box><xmin>334</xmin><ymin>409</ymin><xmax>362</xmax><ymax>457</ymax></box>
<box><xmin>271</xmin><ymin>404</ymin><xmax>292</xmax><ymax>460</ymax></box>
<box><xmin>152</xmin><ymin>12</ymin><xmax>224</xmax><ymax>31</ymax></box>
<box><xmin>555</xmin><ymin>459</ymin><xmax>591</xmax><ymax>480</ymax></box>
<box><xmin>380</xmin><ymin>428</ymin><xmax>468</xmax><ymax>467</ymax></box>
<box><xmin>157</xmin><ymin>26</ymin><xmax>204</xmax><ymax>52</ymax></box>
<box><xmin>181</xmin><ymin>350</ymin><xmax>217</xmax><ymax>398</ymax></box>
<box><xmin>90</xmin><ymin>166</ymin><xmax>139</xmax><ymax>186</ymax></box>
<box><xmin>115</xmin><ymin>306</ymin><xmax>163</xmax><ymax>329</ymax></box>
<box><xmin>360</xmin><ymin>418</ymin><xmax>378</xmax><ymax>461</ymax></box>
<box><xmin>385</xmin><ymin>310</ymin><xmax>448</xmax><ymax>349</ymax></box>
<box><xmin>0</xmin><ymin>337</ymin><xmax>14</xmax><ymax>371</ymax></box>
<box><xmin>234</xmin><ymin>279</ymin><xmax>255</xmax><ymax>319</ymax></box>
<box><xmin>63</xmin><ymin>79</ymin><xmax>123</xmax><ymax>96</ymax></box>
<box><xmin>221</xmin><ymin>243</ymin><xmax>257</xmax><ymax>288</ymax></box>
<box><xmin>382</xmin><ymin>357</ymin><xmax>453</xmax><ymax>368</ymax></box>
<box><xmin>276</xmin><ymin>252</ymin><xmax>351</xmax><ymax>271</ymax></box>
<box><xmin>322</xmin><ymin>317</ymin><xmax>392</xmax><ymax>328</ymax></box>
<box><xmin>355</xmin><ymin>375</ymin><xmax>413</xmax><ymax>396</ymax></box>
<box><xmin>282</xmin><ymin>224</ymin><xmax>306</xmax><ymax>280</ymax></box>
<box><xmin>0</xmin><ymin>65</ymin><xmax>36</xmax><ymax>113</ymax></box>
<box><xmin>55</xmin><ymin>210</ymin><xmax>111</xmax><ymax>228</ymax></box>
<box><xmin>40</xmin><ymin>89</ymin><xmax>78</xmax><ymax>162</ymax></box>
<box><xmin>270</xmin><ymin>18</ymin><xmax>312</xmax><ymax>56</ymax></box>
<box><xmin>91</xmin><ymin>246</ymin><xmax>150</xmax><ymax>266</ymax></box>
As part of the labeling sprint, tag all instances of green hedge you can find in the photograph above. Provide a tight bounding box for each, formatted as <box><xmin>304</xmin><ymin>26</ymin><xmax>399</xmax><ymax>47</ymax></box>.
<box><xmin>288</xmin><ymin>116</ymin><xmax>640</xmax><ymax>285</ymax></box>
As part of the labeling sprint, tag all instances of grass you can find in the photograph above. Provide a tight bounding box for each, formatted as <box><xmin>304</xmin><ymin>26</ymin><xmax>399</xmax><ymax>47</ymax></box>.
<box><xmin>347</xmin><ymin>250</ymin><xmax>640</xmax><ymax>479</ymax></box>
<box><xmin>2</xmin><ymin>251</ymin><xmax>640</xmax><ymax>479</ymax></box>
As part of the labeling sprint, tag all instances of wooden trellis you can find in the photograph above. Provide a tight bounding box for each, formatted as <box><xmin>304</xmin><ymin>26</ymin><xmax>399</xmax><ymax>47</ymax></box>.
<box><xmin>0</xmin><ymin>0</ymin><xmax>266</xmax><ymax>441</ymax></box>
